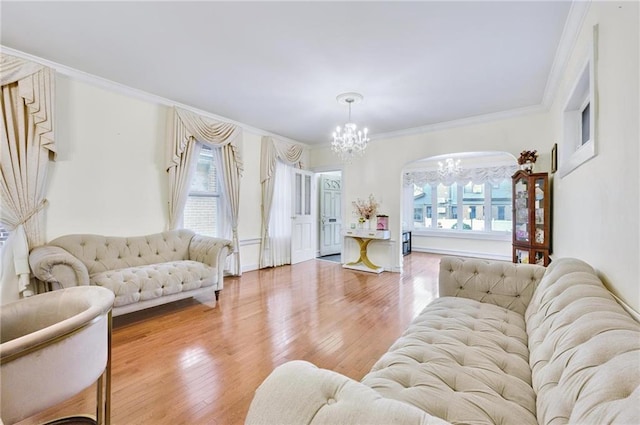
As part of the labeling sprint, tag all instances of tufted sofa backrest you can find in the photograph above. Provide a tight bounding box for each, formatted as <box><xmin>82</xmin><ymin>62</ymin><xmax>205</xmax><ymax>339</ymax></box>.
<box><xmin>439</xmin><ymin>256</ymin><xmax>545</xmax><ymax>315</ymax></box>
<box><xmin>49</xmin><ymin>229</ymin><xmax>195</xmax><ymax>275</ymax></box>
<box><xmin>525</xmin><ymin>258</ymin><xmax>640</xmax><ymax>424</ymax></box>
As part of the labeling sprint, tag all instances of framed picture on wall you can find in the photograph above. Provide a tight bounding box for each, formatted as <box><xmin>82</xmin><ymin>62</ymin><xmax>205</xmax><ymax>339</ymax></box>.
<box><xmin>551</xmin><ymin>143</ymin><xmax>558</xmax><ymax>173</ymax></box>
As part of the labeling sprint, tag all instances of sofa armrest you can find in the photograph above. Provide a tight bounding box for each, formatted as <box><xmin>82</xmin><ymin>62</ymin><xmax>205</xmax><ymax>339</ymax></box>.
<box><xmin>29</xmin><ymin>246</ymin><xmax>90</xmax><ymax>289</ymax></box>
<box><xmin>246</xmin><ymin>360</ymin><xmax>451</xmax><ymax>425</ymax></box>
<box><xmin>439</xmin><ymin>256</ymin><xmax>546</xmax><ymax>315</ymax></box>
<box><xmin>188</xmin><ymin>235</ymin><xmax>232</xmax><ymax>288</ymax></box>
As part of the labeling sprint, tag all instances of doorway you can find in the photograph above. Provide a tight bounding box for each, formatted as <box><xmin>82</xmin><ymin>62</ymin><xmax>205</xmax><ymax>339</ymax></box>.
<box><xmin>317</xmin><ymin>172</ymin><xmax>342</xmax><ymax>261</ymax></box>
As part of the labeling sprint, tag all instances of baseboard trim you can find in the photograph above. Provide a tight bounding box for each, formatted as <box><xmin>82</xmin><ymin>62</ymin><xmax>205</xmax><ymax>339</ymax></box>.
<box><xmin>242</xmin><ymin>263</ymin><xmax>259</xmax><ymax>273</ymax></box>
<box><xmin>412</xmin><ymin>247</ymin><xmax>510</xmax><ymax>262</ymax></box>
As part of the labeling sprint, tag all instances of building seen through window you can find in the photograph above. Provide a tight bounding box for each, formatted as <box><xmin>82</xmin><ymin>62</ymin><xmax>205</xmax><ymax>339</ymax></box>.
<box><xmin>413</xmin><ymin>180</ymin><xmax>512</xmax><ymax>232</ymax></box>
<box><xmin>406</xmin><ymin>152</ymin><xmax>516</xmax><ymax>234</ymax></box>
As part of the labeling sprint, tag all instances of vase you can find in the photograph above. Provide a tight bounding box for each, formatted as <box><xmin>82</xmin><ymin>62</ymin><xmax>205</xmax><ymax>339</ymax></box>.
<box><xmin>520</xmin><ymin>161</ymin><xmax>534</xmax><ymax>173</ymax></box>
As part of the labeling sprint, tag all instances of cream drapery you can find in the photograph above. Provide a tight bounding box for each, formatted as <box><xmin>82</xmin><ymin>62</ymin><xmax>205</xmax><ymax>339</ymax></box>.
<box><xmin>166</xmin><ymin>107</ymin><xmax>243</xmax><ymax>275</ymax></box>
<box><xmin>259</xmin><ymin>136</ymin><xmax>304</xmax><ymax>268</ymax></box>
<box><xmin>0</xmin><ymin>54</ymin><xmax>55</xmax><ymax>296</ymax></box>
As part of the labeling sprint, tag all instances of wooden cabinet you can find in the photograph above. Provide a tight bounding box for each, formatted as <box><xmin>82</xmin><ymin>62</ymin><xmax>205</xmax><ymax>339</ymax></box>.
<box><xmin>402</xmin><ymin>231</ymin><xmax>412</xmax><ymax>256</ymax></box>
<box><xmin>512</xmin><ymin>171</ymin><xmax>551</xmax><ymax>266</ymax></box>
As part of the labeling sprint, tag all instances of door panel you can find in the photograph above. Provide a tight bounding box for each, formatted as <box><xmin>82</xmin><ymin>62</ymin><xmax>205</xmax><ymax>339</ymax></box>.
<box><xmin>319</xmin><ymin>174</ymin><xmax>342</xmax><ymax>256</ymax></box>
<box><xmin>291</xmin><ymin>169</ymin><xmax>316</xmax><ymax>264</ymax></box>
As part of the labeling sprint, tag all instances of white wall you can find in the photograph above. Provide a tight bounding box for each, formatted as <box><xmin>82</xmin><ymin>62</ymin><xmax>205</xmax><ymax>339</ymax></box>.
<box><xmin>48</xmin><ymin>75</ymin><xmax>168</xmax><ymax>238</ymax></box>
<box><xmin>309</xmin><ymin>111</ymin><xmax>553</xmax><ymax>271</ymax></box>
<box><xmin>237</xmin><ymin>131</ymin><xmax>264</xmax><ymax>272</ymax></box>
<box><xmin>548</xmin><ymin>1</ymin><xmax>639</xmax><ymax>310</ymax></box>
<box><xmin>310</xmin><ymin>1</ymin><xmax>639</xmax><ymax>311</ymax></box>
<box><xmin>46</xmin><ymin>76</ymin><xmax>269</xmax><ymax>276</ymax></box>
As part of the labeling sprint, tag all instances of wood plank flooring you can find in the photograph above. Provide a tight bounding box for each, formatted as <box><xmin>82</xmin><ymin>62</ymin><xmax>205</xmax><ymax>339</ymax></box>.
<box><xmin>15</xmin><ymin>252</ymin><xmax>442</xmax><ymax>425</ymax></box>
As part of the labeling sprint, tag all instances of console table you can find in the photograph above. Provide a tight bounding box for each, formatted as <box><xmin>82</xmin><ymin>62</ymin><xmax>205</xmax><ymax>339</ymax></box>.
<box><xmin>343</xmin><ymin>229</ymin><xmax>391</xmax><ymax>274</ymax></box>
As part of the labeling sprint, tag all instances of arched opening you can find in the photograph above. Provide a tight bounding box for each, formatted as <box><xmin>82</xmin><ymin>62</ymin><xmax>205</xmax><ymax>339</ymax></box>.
<box><xmin>402</xmin><ymin>151</ymin><xmax>517</xmax><ymax>260</ymax></box>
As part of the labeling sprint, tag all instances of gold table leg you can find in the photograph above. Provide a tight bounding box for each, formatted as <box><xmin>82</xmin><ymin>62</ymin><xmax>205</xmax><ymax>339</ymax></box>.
<box><xmin>345</xmin><ymin>237</ymin><xmax>382</xmax><ymax>270</ymax></box>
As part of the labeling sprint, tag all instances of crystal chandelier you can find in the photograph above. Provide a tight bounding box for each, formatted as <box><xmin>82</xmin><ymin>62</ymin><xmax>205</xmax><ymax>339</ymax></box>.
<box><xmin>331</xmin><ymin>92</ymin><xmax>369</xmax><ymax>161</ymax></box>
<box><xmin>438</xmin><ymin>158</ymin><xmax>462</xmax><ymax>179</ymax></box>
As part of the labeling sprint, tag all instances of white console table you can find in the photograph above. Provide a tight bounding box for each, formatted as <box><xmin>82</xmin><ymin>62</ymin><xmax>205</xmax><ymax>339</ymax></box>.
<box><xmin>343</xmin><ymin>229</ymin><xmax>391</xmax><ymax>273</ymax></box>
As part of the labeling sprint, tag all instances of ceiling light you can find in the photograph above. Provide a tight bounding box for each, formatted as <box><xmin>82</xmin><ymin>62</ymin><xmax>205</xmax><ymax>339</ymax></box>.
<box><xmin>331</xmin><ymin>92</ymin><xmax>369</xmax><ymax>161</ymax></box>
<box><xmin>438</xmin><ymin>158</ymin><xmax>462</xmax><ymax>179</ymax></box>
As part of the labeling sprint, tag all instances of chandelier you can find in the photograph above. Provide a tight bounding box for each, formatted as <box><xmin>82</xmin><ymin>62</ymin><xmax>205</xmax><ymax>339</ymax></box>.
<box><xmin>331</xmin><ymin>92</ymin><xmax>369</xmax><ymax>161</ymax></box>
<box><xmin>438</xmin><ymin>158</ymin><xmax>462</xmax><ymax>180</ymax></box>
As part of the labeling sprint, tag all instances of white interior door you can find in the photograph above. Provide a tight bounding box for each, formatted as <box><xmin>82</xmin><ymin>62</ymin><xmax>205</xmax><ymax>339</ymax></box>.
<box><xmin>319</xmin><ymin>174</ymin><xmax>342</xmax><ymax>256</ymax></box>
<box><xmin>291</xmin><ymin>168</ymin><xmax>316</xmax><ymax>264</ymax></box>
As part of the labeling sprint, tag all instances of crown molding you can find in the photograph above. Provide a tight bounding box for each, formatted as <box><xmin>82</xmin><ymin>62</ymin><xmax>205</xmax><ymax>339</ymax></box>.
<box><xmin>0</xmin><ymin>45</ymin><xmax>305</xmax><ymax>147</ymax></box>
<box><xmin>368</xmin><ymin>103</ymin><xmax>547</xmax><ymax>143</ymax></box>
<box><xmin>542</xmin><ymin>0</ymin><xmax>592</xmax><ymax>108</ymax></box>
<box><xmin>314</xmin><ymin>1</ymin><xmax>590</xmax><ymax>148</ymax></box>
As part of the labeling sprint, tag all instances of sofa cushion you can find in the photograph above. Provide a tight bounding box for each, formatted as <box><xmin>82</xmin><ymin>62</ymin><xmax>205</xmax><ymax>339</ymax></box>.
<box><xmin>362</xmin><ymin>297</ymin><xmax>537</xmax><ymax>425</ymax></box>
<box><xmin>525</xmin><ymin>258</ymin><xmax>640</xmax><ymax>425</ymax></box>
<box><xmin>90</xmin><ymin>260</ymin><xmax>216</xmax><ymax>307</ymax></box>
<box><xmin>50</xmin><ymin>230</ymin><xmax>194</xmax><ymax>275</ymax></box>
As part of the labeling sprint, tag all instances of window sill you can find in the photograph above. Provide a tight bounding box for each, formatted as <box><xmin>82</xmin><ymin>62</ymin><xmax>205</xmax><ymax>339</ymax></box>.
<box><xmin>412</xmin><ymin>229</ymin><xmax>511</xmax><ymax>242</ymax></box>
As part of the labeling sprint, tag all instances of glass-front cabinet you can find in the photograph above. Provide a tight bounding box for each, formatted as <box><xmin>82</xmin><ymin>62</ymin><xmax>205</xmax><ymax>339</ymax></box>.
<box><xmin>512</xmin><ymin>171</ymin><xmax>550</xmax><ymax>266</ymax></box>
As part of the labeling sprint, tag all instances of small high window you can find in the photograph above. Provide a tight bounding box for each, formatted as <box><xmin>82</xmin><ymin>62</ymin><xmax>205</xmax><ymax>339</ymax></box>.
<box><xmin>560</xmin><ymin>24</ymin><xmax>598</xmax><ymax>177</ymax></box>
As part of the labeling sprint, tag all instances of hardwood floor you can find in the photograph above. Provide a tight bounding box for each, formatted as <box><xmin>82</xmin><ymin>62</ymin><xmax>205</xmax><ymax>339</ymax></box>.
<box><xmin>16</xmin><ymin>252</ymin><xmax>442</xmax><ymax>425</ymax></box>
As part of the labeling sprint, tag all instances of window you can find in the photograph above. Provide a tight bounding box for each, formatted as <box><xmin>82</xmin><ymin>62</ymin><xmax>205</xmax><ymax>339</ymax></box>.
<box><xmin>581</xmin><ymin>102</ymin><xmax>590</xmax><ymax>145</ymax></box>
<box><xmin>404</xmin><ymin>152</ymin><xmax>515</xmax><ymax>236</ymax></box>
<box><xmin>0</xmin><ymin>225</ymin><xmax>9</xmax><ymax>248</ymax></box>
<box><xmin>414</xmin><ymin>180</ymin><xmax>511</xmax><ymax>233</ymax></box>
<box><xmin>560</xmin><ymin>24</ymin><xmax>598</xmax><ymax>177</ymax></box>
<box><xmin>183</xmin><ymin>145</ymin><xmax>222</xmax><ymax>237</ymax></box>
<box><xmin>0</xmin><ymin>225</ymin><xmax>10</xmax><ymax>261</ymax></box>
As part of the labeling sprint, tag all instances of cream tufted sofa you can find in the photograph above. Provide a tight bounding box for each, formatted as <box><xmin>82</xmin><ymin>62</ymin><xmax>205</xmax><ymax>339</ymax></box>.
<box><xmin>246</xmin><ymin>256</ymin><xmax>640</xmax><ymax>425</ymax></box>
<box><xmin>29</xmin><ymin>229</ymin><xmax>232</xmax><ymax>316</ymax></box>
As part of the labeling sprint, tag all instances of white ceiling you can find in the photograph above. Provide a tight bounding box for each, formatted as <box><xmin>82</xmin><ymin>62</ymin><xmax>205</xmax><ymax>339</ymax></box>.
<box><xmin>1</xmin><ymin>1</ymin><xmax>573</xmax><ymax>146</ymax></box>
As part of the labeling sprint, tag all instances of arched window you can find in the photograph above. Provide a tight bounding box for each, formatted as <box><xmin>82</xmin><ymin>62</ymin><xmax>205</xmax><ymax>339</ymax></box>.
<box><xmin>404</xmin><ymin>152</ymin><xmax>517</xmax><ymax>234</ymax></box>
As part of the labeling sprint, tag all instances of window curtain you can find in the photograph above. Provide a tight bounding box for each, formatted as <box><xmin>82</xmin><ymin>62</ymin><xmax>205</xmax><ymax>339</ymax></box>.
<box><xmin>262</xmin><ymin>160</ymin><xmax>293</xmax><ymax>267</ymax></box>
<box><xmin>259</xmin><ymin>136</ymin><xmax>304</xmax><ymax>268</ymax></box>
<box><xmin>166</xmin><ymin>107</ymin><xmax>243</xmax><ymax>275</ymax></box>
<box><xmin>0</xmin><ymin>54</ymin><xmax>56</xmax><ymax>297</ymax></box>
<box><xmin>404</xmin><ymin>164</ymin><xmax>517</xmax><ymax>187</ymax></box>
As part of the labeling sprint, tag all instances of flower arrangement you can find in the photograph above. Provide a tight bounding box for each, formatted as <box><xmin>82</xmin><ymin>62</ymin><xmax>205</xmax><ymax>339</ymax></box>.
<box><xmin>352</xmin><ymin>194</ymin><xmax>379</xmax><ymax>220</ymax></box>
<box><xmin>517</xmin><ymin>150</ymin><xmax>538</xmax><ymax>165</ymax></box>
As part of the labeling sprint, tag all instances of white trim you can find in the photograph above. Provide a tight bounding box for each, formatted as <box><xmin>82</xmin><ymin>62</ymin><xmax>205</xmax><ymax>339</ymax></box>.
<box><xmin>542</xmin><ymin>1</ymin><xmax>592</xmax><ymax>108</ymax></box>
<box><xmin>412</xmin><ymin>246</ymin><xmax>510</xmax><ymax>262</ymax></box>
<box><xmin>559</xmin><ymin>24</ymin><xmax>598</xmax><ymax>178</ymax></box>
<box><xmin>239</xmin><ymin>238</ymin><xmax>261</xmax><ymax>246</ymax></box>
<box><xmin>239</xmin><ymin>238</ymin><xmax>261</xmax><ymax>272</ymax></box>
<box><xmin>412</xmin><ymin>229</ymin><xmax>511</xmax><ymax>242</ymax></box>
<box><xmin>368</xmin><ymin>104</ymin><xmax>546</xmax><ymax>142</ymax></box>
<box><xmin>0</xmin><ymin>45</ymin><xmax>305</xmax><ymax>147</ymax></box>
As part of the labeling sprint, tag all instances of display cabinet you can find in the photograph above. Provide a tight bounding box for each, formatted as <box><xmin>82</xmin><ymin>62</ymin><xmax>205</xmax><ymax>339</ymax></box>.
<box><xmin>512</xmin><ymin>171</ymin><xmax>551</xmax><ymax>266</ymax></box>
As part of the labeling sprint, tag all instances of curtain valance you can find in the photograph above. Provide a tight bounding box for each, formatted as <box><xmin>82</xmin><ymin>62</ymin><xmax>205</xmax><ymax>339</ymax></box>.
<box><xmin>404</xmin><ymin>164</ymin><xmax>517</xmax><ymax>187</ymax></box>
<box><xmin>260</xmin><ymin>136</ymin><xmax>304</xmax><ymax>183</ymax></box>
<box><xmin>166</xmin><ymin>107</ymin><xmax>243</xmax><ymax>275</ymax></box>
<box><xmin>167</xmin><ymin>107</ymin><xmax>243</xmax><ymax>174</ymax></box>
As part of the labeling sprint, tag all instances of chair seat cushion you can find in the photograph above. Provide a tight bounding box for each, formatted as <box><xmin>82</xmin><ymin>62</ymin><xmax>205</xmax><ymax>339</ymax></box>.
<box><xmin>90</xmin><ymin>260</ymin><xmax>216</xmax><ymax>307</ymax></box>
<box><xmin>361</xmin><ymin>296</ymin><xmax>537</xmax><ymax>425</ymax></box>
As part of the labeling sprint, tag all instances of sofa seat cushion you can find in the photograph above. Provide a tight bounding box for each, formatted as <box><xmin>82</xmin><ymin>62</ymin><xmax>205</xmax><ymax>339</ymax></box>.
<box><xmin>90</xmin><ymin>260</ymin><xmax>216</xmax><ymax>307</ymax></box>
<box><xmin>362</xmin><ymin>297</ymin><xmax>537</xmax><ymax>425</ymax></box>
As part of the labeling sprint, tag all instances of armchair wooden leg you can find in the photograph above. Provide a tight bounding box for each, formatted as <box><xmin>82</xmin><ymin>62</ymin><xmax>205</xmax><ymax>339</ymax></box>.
<box><xmin>215</xmin><ymin>290</ymin><xmax>220</xmax><ymax>301</ymax></box>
